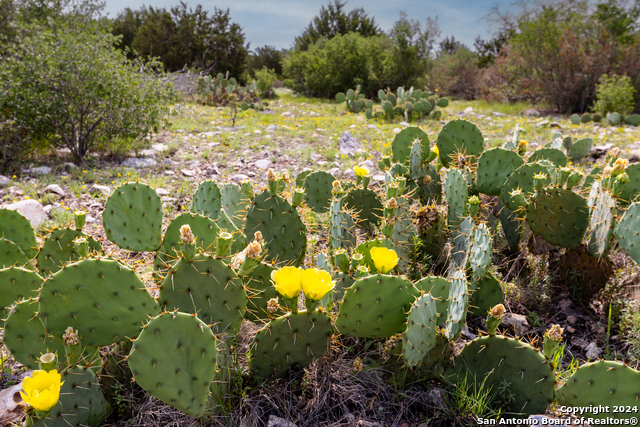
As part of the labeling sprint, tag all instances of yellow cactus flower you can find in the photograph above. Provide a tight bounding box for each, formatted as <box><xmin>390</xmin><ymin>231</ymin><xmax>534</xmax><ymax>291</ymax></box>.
<box><xmin>271</xmin><ymin>266</ymin><xmax>302</xmax><ymax>299</ymax></box>
<box><xmin>370</xmin><ymin>247</ymin><xmax>399</xmax><ymax>274</ymax></box>
<box><xmin>20</xmin><ymin>370</ymin><xmax>64</xmax><ymax>412</ymax></box>
<box><xmin>301</xmin><ymin>268</ymin><xmax>334</xmax><ymax>301</ymax></box>
<box><xmin>353</xmin><ymin>166</ymin><xmax>369</xmax><ymax>177</ymax></box>
<box><xmin>432</xmin><ymin>144</ymin><xmax>439</xmax><ymax>156</ymax></box>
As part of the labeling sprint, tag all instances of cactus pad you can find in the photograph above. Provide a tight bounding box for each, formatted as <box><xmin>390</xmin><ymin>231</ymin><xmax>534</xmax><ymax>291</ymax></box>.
<box><xmin>468</xmin><ymin>274</ymin><xmax>504</xmax><ymax>316</ymax></box>
<box><xmin>450</xmin><ymin>217</ymin><xmax>474</xmax><ymax>273</ymax></box>
<box><xmin>498</xmin><ymin>199</ymin><xmax>522</xmax><ymax>251</ymax></box>
<box><xmin>37</xmin><ymin>228</ymin><xmax>102</xmax><ymax>276</ymax></box>
<box><xmin>0</xmin><ymin>208</ymin><xmax>38</xmax><ymax>258</ymax></box>
<box><xmin>0</xmin><ymin>238</ymin><xmax>33</xmax><ymax>270</ymax></box>
<box><xmin>526</xmin><ymin>188</ymin><xmax>589</xmax><ymax>249</ymax></box>
<box><xmin>567</xmin><ymin>137</ymin><xmax>592</xmax><ymax>161</ymax></box>
<box><xmin>38</xmin><ymin>258</ymin><xmax>159</xmax><ymax>347</ymax></box>
<box><xmin>0</xmin><ymin>267</ymin><xmax>42</xmax><ymax>310</ymax></box>
<box><xmin>243</xmin><ymin>261</ymin><xmax>284</xmax><ymax>322</ymax></box>
<box><xmin>556</xmin><ymin>361</ymin><xmax>640</xmax><ymax>421</ymax></box>
<box><xmin>444</xmin><ymin>168</ymin><xmax>468</xmax><ymax>231</ymax></box>
<box><xmin>343</xmin><ymin>188</ymin><xmax>383</xmax><ymax>229</ymax></box>
<box><xmin>444</xmin><ymin>268</ymin><xmax>468</xmax><ymax>339</ymax></box>
<box><xmin>413</xmin><ymin>276</ymin><xmax>450</xmax><ymax>321</ymax></box>
<box><xmin>391</xmin><ymin>127</ymin><xmax>430</xmax><ymax>164</ymax></box>
<box><xmin>220</xmin><ymin>182</ymin><xmax>249</xmax><ymax>229</ymax></box>
<box><xmin>159</xmin><ymin>254</ymin><xmax>247</xmax><ymax>335</ymax></box>
<box><xmin>587</xmin><ymin>183</ymin><xmax>615</xmax><ymax>259</ymax></box>
<box><xmin>402</xmin><ymin>293</ymin><xmax>438</xmax><ymax>367</ymax></box>
<box><xmin>501</xmin><ymin>162</ymin><xmax>552</xmax><ymax>212</ymax></box>
<box><xmin>336</xmin><ymin>274</ymin><xmax>419</xmax><ymax>338</ymax></box>
<box><xmin>250</xmin><ymin>310</ymin><xmax>332</xmax><ymax>378</ymax></box>
<box><xmin>128</xmin><ymin>311</ymin><xmax>218</xmax><ymax>418</ymax></box>
<box><xmin>304</xmin><ymin>171</ymin><xmax>335</xmax><ymax>213</ymax></box>
<box><xmin>192</xmin><ymin>179</ymin><xmax>222</xmax><ymax>219</ymax></box>
<box><xmin>614</xmin><ymin>201</ymin><xmax>640</xmax><ymax>264</ymax></box>
<box><xmin>616</xmin><ymin>163</ymin><xmax>640</xmax><ymax>206</ymax></box>
<box><xmin>436</xmin><ymin>119</ymin><xmax>485</xmax><ymax>167</ymax></box>
<box><xmin>415</xmin><ymin>163</ymin><xmax>443</xmax><ymax>204</ymax></box>
<box><xmin>469</xmin><ymin>223</ymin><xmax>492</xmax><ymax>285</ymax></box>
<box><xmin>245</xmin><ymin>191</ymin><xmax>306</xmax><ymax>266</ymax></box>
<box><xmin>475</xmin><ymin>148</ymin><xmax>524</xmax><ymax>196</ymax></box>
<box><xmin>528</xmin><ymin>148</ymin><xmax>567</xmax><ymax>167</ymax></box>
<box><xmin>103</xmin><ymin>182</ymin><xmax>163</xmax><ymax>251</ymax></box>
<box><xmin>448</xmin><ymin>335</ymin><xmax>555</xmax><ymax>416</ymax></box>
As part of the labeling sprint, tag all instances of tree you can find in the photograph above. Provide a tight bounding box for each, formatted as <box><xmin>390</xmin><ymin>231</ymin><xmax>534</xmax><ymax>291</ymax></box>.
<box><xmin>474</xmin><ymin>28</ymin><xmax>515</xmax><ymax>68</ymax></box>
<box><xmin>438</xmin><ymin>35</ymin><xmax>465</xmax><ymax>55</ymax></box>
<box><xmin>0</xmin><ymin>19</ymin><xmax>174</xmax><ymax>165</ymax></box>
<box><xmin>294</xmin><ymin>0</ymin><xmax>380</xmax><ymax>51</ymax></box>
<box><xmin>245</xmin><ymin>45</ymin><xmax>284</xmax><ymax>78</ymax></box>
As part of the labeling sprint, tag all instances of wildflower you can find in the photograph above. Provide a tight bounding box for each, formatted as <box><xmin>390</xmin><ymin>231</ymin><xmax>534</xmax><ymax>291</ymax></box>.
<box><xmin>432</xmin><ymin>145</ymin><xmax>439</xmax><ymax>156</ymax></box>
<box><xmin>271</xmin><ymin>266</ymin><xmax>302</xmax><ymax>299</ymax></box>
<box><xmin>20</xmin><ymin>370</ymin><xmax>64</xmax><ymax>412</ymax></box>
<box><xmin>370</xmin><ymin>247</ymin><xmax>398</xmax><ymax>274</ymax></box>
<box><xmin>300</xmin><ymin>268</ymin><xmax>334</xmax><ymax>301</ymax></box>
<box><xmin>519</xmin><ymin>140</ymin><xmax>528</xmax><ymax>147</ymax></box>
<box><xmin>353</xmin><ymin>166</ymin><xmax>369</xmax><ymax>177</ymax></box>
<box><xmin>179</xmin><ymin>225</ymin><xmax>196</xmax><ymax>245</ymax></box>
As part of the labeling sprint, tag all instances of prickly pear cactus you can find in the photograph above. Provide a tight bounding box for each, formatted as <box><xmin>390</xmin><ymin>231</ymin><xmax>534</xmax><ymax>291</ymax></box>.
<box><xmin>31</xmin><ymin>366</ymin><xmax>111</xmax><ymax>427</ymax></box>
<box><xmin>242</xmin><ymin>261</ymin><xmax>284</xmax><ymax>322</ymax></box>
<box><xmin>391</xmin><ymin>127</ymin><xmax>430</xmax><ymax>164</ymax></box>
<box><xmin>343</xmin><ymin>188</ymin><xmax>383</xmax><ymax>229</ymax></box>
<box><xmin>444</xmin><ymin>268</ymin><xmax>468</xmax><ymax>339</ymax></box>
<box><xmin>220</xmin><ymin>182</ymin><xmax>250</xmax><ymax>229</ymax></box>
<box><xmin>0</xmin><ymin>208</ymin><xmax>38</xmax><ymax>258</ymax></box>
<box><xmin>192</xmin><ymin>179</ymin><xmax>223</xmax><ymax>219</ymax></box>
<box><xmin>3</xmin><ymin>297</ymin><xmax>66</xmax><ymax>369</ymax></box>
<box><xmin>450</xmin><ymin>217</ymin><xmax>474</xmax><ymax>273</ymax></box>
<box><xmin>526</xmin><ymin>188</ymin><xmax>589</xmax><ymax>249</ymax></box>
<box><xmin>354</xmin><ymin>239</ymin><xmax>395</xmax><ymax>273</ymax></box>
<box><xmin>0</xmin><ymin>267</ymin><xmax>42</xmax><ymax>310</ymax></box>
<box><xmin>103</xmin><ymin>182</ymin><xmax>163</xmax><ymax>251</ymax></box>
<box><xmin>436</xmin><ymin>119</ymin><xmax>485</xmax><ymax>167</ymax></box>
<box><xmin>250</xmin><ymin>310</ymin><xmax>332</xmax><ymax>378</ymax></box>
<box><xmin>303</xmin><ymin>171</ymin><xmax>335</xmax><ymax>213</ymax></box>
<box><xmin>128</xmin><ymin>311</ymin><xmax>219</xmax><ymax>418</ymax></box>
<box><xmin>414</xmin><ymin>276</ymin><xmax>450</xmax><ymax>321</ymax></box>
<box><xmin>38</xmin><ymin>258</ymin><xmax>160</xmax><ymax>347</ymax></box>
<box><xmin>556</xmin><ymin>361</ymin><xmax>640</xmax><ymax>421</ymax></box>
<box><xmin>158</xmin><ymin>254</ymin><xmax>247</xmax><ymax>335</ymax></box>
<box><xmin>468</xmin><ymin>274</ymin><xmax>505</xmax><ymax>316</ymax></box>
<box><xmin>501</xmin><ymin>162</ymin><xmax>551</xmax><ymax>212</ymax></box>
<box><xmin>402</xmin><ymin>293</ymin><xmax>438</xmax><ymax>367</ymax></box>
<box><xmin>37</xmin><ymin>228</ymin><xmax>102</xmax><ymax>276</ymax></box>
<box><xmin>154</xmin><ymin>213</ymin><xmax>219</xmax><ymax>272</ymax></box>
<box><xmin>448</xmin><ymin>335</ymin><xmax>555</xmax><ymax>416</ymax></box>
<box><xmin>328</xmin><ymin>198</ymin><xmax>358</xmax><ymax>251</ymax></box>
<box><xmin>475</xmin><ymin>148</ymin><xmax>524</xmax><ymax>196</ymax></box>
<box><xmin>245</xmin><ymin>191</ymin><xmax>306</xmax><ymax>266</ymax></box>
<box><xmin>567</xmin><ymin>137</ymin><xmax>592</xmax><ymax>161</ymax></box>
<box><xmin>498</xmin><ymin>199</ymin><xmax>522</xmax><ymax>251</ymax></box>
<box><xmin>528</xmin><ymin>147</ymin><xmax>567</xmax><ymax>167</ymax></box>
<box><xmin>587</xmin><ymin>182</ymin><xmax>615</xmax><ymax>259</ymax></box>
<box><xmin>444</xmin><ymin>168</ymin><xmax>468</xmax><ymax>231</ymax></box>
<box><xmin>469</xmin><ymin>223</ymin><xmax>492</xmax><ymax>285</ymax></box>
<box><xmin>616</xmin><ymin>163</ymin><xmax>640</xmax><ymax>206</ymax></box>
<box><xmin>336</xmin><ymin>274</ymin><xmax>420</xmax><ymax>338</ymax></box>
<box><xmin>614</xmin><ymin>201</ymin><xmax>640</xmax><ymax>264</ymax></box>
<box><xmin>0</xmin><ymin>237</ymin><xmax>33</xmax><ymax>270</ymax></box>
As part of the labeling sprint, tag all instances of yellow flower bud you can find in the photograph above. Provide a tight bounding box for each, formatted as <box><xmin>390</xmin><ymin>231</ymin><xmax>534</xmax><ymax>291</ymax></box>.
<box><xmin>179</xmin><ymin>224</ymin><xmax>196</xmax><ymax>245</ymax></box>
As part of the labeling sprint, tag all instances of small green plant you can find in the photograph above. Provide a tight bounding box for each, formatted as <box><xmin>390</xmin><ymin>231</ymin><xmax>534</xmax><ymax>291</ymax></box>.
<box><xmin>444</xmin><ymin>373</ymin><xmax>502</xmax><ymax>425</ymax></box>
<box><xmin>253</xmin><ymin>66</ymin><xmax>278</xmax><ymax>99</ymax></box>
<box><xmin>619</xmin><ymin>302</ymin><xmax>640</xmax><ymax>362</ymax></box>
<box><xmin>592</xmin><ymin>74</ymin><xmax>636</xmax><ymax>116</ymax></box>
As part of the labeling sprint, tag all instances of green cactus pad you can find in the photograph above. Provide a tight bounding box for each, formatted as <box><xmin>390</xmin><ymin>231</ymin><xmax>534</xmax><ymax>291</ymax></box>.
<box><xmin>31</xmin><ymin>366</ymin><xmax>111</xmax><ymax>427</ymax></box>
<box><xmin>0</xmin><ymin>267</ymin><xmax>42</xmax><ymax>310</ymax></box>
<box><xmin>626</xmin><ymin>114</ymin><xmax>640</xmax><ymax>126</ymax></box>
<box><xmin>570</xmin><ymin>114</ymin><xmax>581</xmax><ymax>125</ymax></box>
<box><xmin>336</xmin><ymin>274</ymin><xmax>419</xmax><ymax>338</ymax></box>
<box><xmin>616</xmin><ymin>163</ymin><xmax>640</xmax><ymax>206</ymax></box>
<box><xmin>38</xmin><ymin>258</ymin><xmax>160</xmax><ymax>347</ymax></box>
<box><xmin>415</xmin><ymin>163</ymin><xmax>443</xmax><ymax>204</ymax></box>
<box><xmin>36</xmin><ymin>228</ymin><xmax>102</xmax><ymax>276</ymax></box>
<box><xmin>243</xmin><ymin>261</ymin><xmax>285</xmax><ymax>322</ymax></box>
<box><xmin>614</xmin><ymin>201</ymin><xmax>640</xmax><ymax>264</ymax></box>
<box><xmin>609</xmin><ymin>112</ymin><xmax>621</xmax><ymax>125</ymax></box>
<box><xmin>390</xmin><ymin>196</ymin><xmax>417</xmax><ymax>273</ymax></box>
<box><xmin>436</xmin><ymin>119</ymin><xmax>485</xmax><ymax>167</ymax></box>
<box><xmin>103</xmin><ymin>182</ymin><xmax>163</xmax><ymax>251</ymax></box>
<box><xmin>335</xmin><ymin>92</ymin><xmax>346</xmax><ymax>103</ymax></box>
<box><xmin>448</xmin><ymin>335</ymin><xmax>555</xmax><ymax>416</ymax></box>
<box><xmin>402</xmin><ymin>293</ymin><xmax>438</xmax><ymax>367</ymax></box>
<box><xmin>0</xmin><ymin>209</ymin><xmax>38</xmax><ymax>258</ymax></box>
<box><xmin>391</xmin><ymin>127</ymin><xmax>430</xmax><ymax>164</ymax></box>
<box><xmin>469</xmin><ymin>223</ymin><xmax>492</xmax><ymax>285</ymax></box>
<box><xmin>154</xmin><ymin>213</ymin><xmax>219</xmax><ymax>272</ymax></box>
<box><xmin>528</xmin><ymin>148</ymin><xmax>567</xmax><ymax>167</ymax></box>
<box><xmin>250</xmin><ymin>310</ymin><xmax>332</xmax><ymax>378</ymax></box>
<box><xmin>526</xmin><ymin>188</ymin><xmax>589</xmax><ymax>249</ymax></box>
<box><xmin>245</xmin><ymin>191</ymin><xmax>307</xmax><ymax>266</ymax></box>
<box><xmin>501</xmin><ymin>162</ymin><xmax>552</xmax><ymax>212</ymax></box>
<box><xmin>3</xmin><ymin>298</ymin><xmax>66</xmax><ymax>369</ymax></box>
<box><xmin>332</xmin><ymin>272</ymin><xmax>355</xmax><ymax>305</ymax></box>
<box><xmin>343</xmin><ymin>188</ymin><xmax>383</xmax><ymax>229</ymax></box>
<box><xmin>468</xmin><ymin>274</ymin><xmax>504</xmax><ymax>316</ymax></box>
<box><xmin>413</xmin><ymin>276</ymin><xmax>450</xmax><ymax>321</ymax></box>
<box><xmin>128</xmin><ymin>311</ymin><xmax>218</xmax><ymax>418</ymax></box>
<box><xmin>556</xmin><ymin>361</ymin><xmax>640</xmax><ymax>420</ymax></box>
<box><xmin>450</xmin><ymin>217</ymin><xmax>474</xmax><ymax>273</ymax></box>
<box><xmin>192</xmin><ymin>179</ymin><xmax>223</xmax><ymax>219</ymax></box>
<box><xmin>567</xmin><ymin>137</ymin><xmax>593</xmax><ymax>161</ymax></box>
<box><xmin>587</xmin><ymin>183</ymin><xmax>615</xmax><ymax>259</ymax></box>
<box><xmin>220</xmin><ymin>182</ymin><xmax>249</xmax><ymax>229</ymax></box>
<box><xmin>353</xmin><ymin>239</ymin><xmax>394</xmax><ymax>272</ymax></box>
<box><xmin>444</xmin><ymin>168</ymin><xmax>468</xmax><ymax>231</ymax></box>
<box><xmin>303</xmin><ymin>171</ymin><xmax>335</xmax><ymax>213</ymax></box>
<box><xmin>475</xmin><ymin>148</ymin><xmax>524</xmax><ymax>196</ymax></box>
<box><xmin>498</xmin><ymin>199</ymin><xmax>522</xmax><ymax>251</ymax></box>
<box><xmin>159</xmin><ymin>254</ymin><xmax>247</xmax><ymax>335</ymax></box>
<box><xmin>444</xmin><ymin>268</ymin><xmax>468</xmax><ymax>339</ymax></box>
<box><xmin>295</xmin><ymin>170</ymin><xmax>312</xmax><ymax>188</ymax></box>
<box><xmin>0</xmin><ymin>237</ymin><xmax>33</xmax><ymax>270</ymax></box>
<box><xmin>329</xmin><ymin>198</ymin><xmax>358</xmax><ymax>252</ymax></box>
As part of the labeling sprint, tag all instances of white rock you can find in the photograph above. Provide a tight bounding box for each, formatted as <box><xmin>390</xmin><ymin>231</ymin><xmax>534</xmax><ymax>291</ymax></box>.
<box><xmin>0</xmin><ymin>175</ymin><xmax>10</xmax><ymax>187</ymax></box>
<box><xmin>372</xmin><ymin>174</ymin><xmax>385</xmax><ymax>182</ymax></box>
<box><xmin>266</xmin><ymin>124</ymin><xmax>278</xmax><ymax>132</ymax></box>
<box><xmin>502</xmin><ymin>313</ymin><xmax>531</xmax><ymax>335</ymax></box>
<box><xmin>121</xmin><ymin>158</ymin><xmax>156</xmax><ymax>168</ymax></box>
<box><xmin>155</xmin><ymin>188</ymin><xmax>170</xmax><ymax>197</ymax></box>
<box><xmin>367</xmin><ymin>124</ymin><xmax>378</xmax><ymax>129</ymax></box>
<box><xmin>464</xmin><ymin>106</ymin><xmax>474</xmax><ymax>114</ymax></box>
<box><xmin>255</xmin><ymin>159</ymin><xmax>272</xmax><ymax>169</ymax></box>
<box><xmin>25</xmin><ymin>166</ymin><xmax>51</xmax><ymax>175</ymax></box>
<box><xmin>89</xmin><ymin>184</ymin><xmax>111</xmax><ymax>197</ymax></box>
<box><xmin>362</xmin><ymin>160</ymin><xmax>374</xmax><ymax>169</ymax></box>
<box><xmin>0</xmin><ymin>383</ymin><xmax>25</xmax><ymax>426</ymax></box>
<box><xmin>140</xmin><ymin>149</ymin><xmax>156</xmax><ymax>159</ymax></box>
<box><xmin>1</xmin><ymin>199</ymin><xmax>47</xmax><ymax>227</ymax></box>
<box><xmin>44</xmin><ymin>184</ymin><xmax>65</xmax><ymax>197</ymax></box>
<box><xmin>152</xmin><ymin>143</ymin><xmax>168</xmax><ymax>152</ymax></box>
<box><xmin>338</xmin><ymin>131</ymin><xmax>362</xmax><ymax>156</ymax></box>
<box><xmin>585</xmin><ymin>341</ymin><xmax>601</xmax><ymax>359</ymax></box>
<box><xmin>231</xmin><ymin>174</ymin><xmax>249</xmax><ymax>182</ymax></box>
<box><xmin>267</xmin><ymin>415</ymin><xmax>297</xmax><ymax>427</ymax></box>
<box><xmin>181</xmin><ymin>169</ymin><xmax>196</xmax><ymax>177</ymax></box>
<box><xmin>343</xmin><ymin>169</ymin><xmax>356</xmax><ymax>179</ymax></box>
<box><xmin>399</xmin><ymin>121</ymin><xmax>410</xmax><ymax>126</ymax></box>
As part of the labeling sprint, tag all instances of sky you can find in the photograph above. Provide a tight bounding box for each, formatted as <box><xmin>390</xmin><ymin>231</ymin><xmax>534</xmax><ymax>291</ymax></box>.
<box><xmin>102</xmin><ymin>0</ymin><xmax>519</xmax><ymax>52</ymax></box>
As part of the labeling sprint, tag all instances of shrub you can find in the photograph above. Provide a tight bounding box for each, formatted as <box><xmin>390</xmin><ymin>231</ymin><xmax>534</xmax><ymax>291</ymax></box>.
<box><xmin>429</xmin><ymin>47</ymin><xmax>480</xmax><ymax>100</ymax></box>
<box><xmin>253</xmin><ymin>67</ymin><xmax>278</xmax><ymax>98</ymax></box>
<box><xmin>592</xmin><ymin>73</ymin><xmax>636</xmax><ymax>115</ymax></box>
<box><xmin>244</xmin><ymin>45</ymin><xmax>284</xmax><ymax>79</ymax></box>
<box><xmin>0</xmin><ymin>20</ymin><xmax>175</xmax><ymax>166</ymax></box>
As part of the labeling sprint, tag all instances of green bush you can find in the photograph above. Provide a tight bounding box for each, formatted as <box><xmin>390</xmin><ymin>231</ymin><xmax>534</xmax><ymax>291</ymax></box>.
<box><xmin>253</xmin><ymin>67</ymin><xmax>278</xmax><ymax>99</ymax></box>
<box><xmin>0</xmin><ymin>20</ymin><xmax>175</xmax><ymax>166</ymax></box>
<box><xmin>592</xmin><ymin>73</ymin><xmax>636</xmax><ymax>116</ymax></box>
